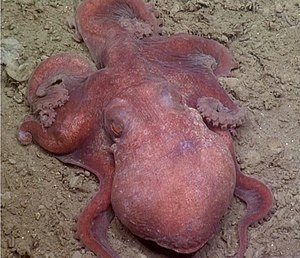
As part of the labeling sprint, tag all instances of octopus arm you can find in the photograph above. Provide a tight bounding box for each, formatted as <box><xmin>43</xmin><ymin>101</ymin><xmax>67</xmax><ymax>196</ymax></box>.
<box><xmin>213</xmin><ymin>128</ymin><xmax>272</xmax><ymax>258</ymax></box>
<box><xmin>196</xmin><ymin>96</ymin><xmax>245</xmax><ymax>129</ymax></box>
<box><xmin>74</xmin><ymin>0</ymin><xmax>161</xmax><ymax>67</ymax></box>
<box><xmin>234</xmin><ymin>168</ymin><xmax>273</xmax><ymax>258</ymax></box>
<box><xmin>17</xmin><ymin>116</ymin><xmax>72</xmax><ymax>153</ymax></box>
<box><xmin>142</xmin><ymin>34</ymin><xmax>245</xmax><ymax>129</ymax></box>
<box><xmin>27</xmin><ymin>53</ymin><xmax>95</xmax><ymax>102</ymax></box>
<box><xmin>56</xmin><ymin>128</ymin><xmax>114</xmax><ymax>178</ymax></box>
<box><xmin>142</xmin><ymin>34</ymin><xmax>238</xmax><ymax>77</ymax></box>
<box><xmin>57</xmin><ymin>133</ymin><xmax>117</xmax><ymax>258</ymax></box>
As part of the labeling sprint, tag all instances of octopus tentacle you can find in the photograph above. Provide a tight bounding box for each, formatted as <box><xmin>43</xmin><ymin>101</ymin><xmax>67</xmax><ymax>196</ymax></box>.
<box><xmin>75</xmin><ymin>0</ymin><xmax>160</xmax><ymax>40</ymax></box>
<box><xmin>26</xmin><ymin>54</ymin><xmax>94</xmax><ymax>127</ymax></box>
<box><xmin>17</xmin><ymin>53</ymin><xmax>97</xmax><ymax>153</ymax></box>
<box><xmin>17</xmin><ymin>115</ymin><xmax>38</xmax><ymax>146</ymax></box>
<box><xmin>27</xmin><ymin>53</ymin><xmax>94</xmax><ymax>103</ymax></box>
<box><xmin>74</xmin><ymin>0</ymin><xmax>161</xmax><ymax>68</ymax></box>
<box><xmin>197</xmin><ymin>96</ymin><xmax>246</xmax><ymax>129</ymax></box>
<box><xmin>17</xmin><ymin>118</ymin><xmax>61</xmax><ymax>151</ymax></box>
<box><xmin>212</xmin><ymin>129</ymin><xmax>272</xmax><ymax>258</ymax></box>
<box><xmin>75</xmin><ymin>181</ymin><xmax>116</xmax><ymax>258</ymax></box>
<box><xmin>18</xmin><ymin>81</ymin><xmax>94</xmax><ymax>155</ymax></box>
<box><xmin>30</xmin><ymin>75</ymin><xmax>70</xmax><ymax>127</ymax></box>
<box><xmin>142</xmin><ymin>34</ymin><xmax>240</xmax><ymax>112</ymax></box>
<box><xmin>142</xmin><ymin>34</ymin><xmax>238</xmax><ymax>77</ymax></box>
<box><xmin>57</xmin><ymin>146</ymin><xmax>116</xmax><ymax>258</ymax></box>
<box><xmin>234</xmin><ymin>169</ymin><xmax>273</xmax><ymax>258</ymax></box>
<box><xmin>17</xmin><ymin>89</ymin><xmax>103</xmax><ymax>155</ymax></box>
<box><xmin>17</xmin><ymin>116</ymin><xmax>81</xmax><ymax>154</ymax></box>
<box><xmin>77</xmin><ymin>205</ymin><xmax>117</xmax><ymax>258</ymax></box>
<box><xmin>67</xmin><ymin>16</ymin><xmax>83</xmax><ymax>43</ymax></box>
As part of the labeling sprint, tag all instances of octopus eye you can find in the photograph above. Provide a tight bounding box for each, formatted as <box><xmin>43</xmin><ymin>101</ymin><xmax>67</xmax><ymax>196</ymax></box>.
<box><xmin>104</xmin><ymin>98</ymin><xmax>132</xmax><ymax>140</ymax></box>
<box><xmin>110</xmin><ymin>121</ymin><xmax>123</xmax><ymax>138</ymax></box>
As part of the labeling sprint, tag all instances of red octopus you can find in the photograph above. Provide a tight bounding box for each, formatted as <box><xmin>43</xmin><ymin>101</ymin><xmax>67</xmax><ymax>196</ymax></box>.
<box><xmin>17</xmin><ymin>0</ymin><xmax>272</xmax><ymax>257</ymax></box>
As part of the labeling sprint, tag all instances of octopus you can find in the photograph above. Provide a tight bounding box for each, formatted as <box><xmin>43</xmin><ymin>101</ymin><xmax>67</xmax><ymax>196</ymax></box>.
<box><xmin>17</xmin><ymin>0</ymin><xmax>273</xmax><ymax>257</ymax></box>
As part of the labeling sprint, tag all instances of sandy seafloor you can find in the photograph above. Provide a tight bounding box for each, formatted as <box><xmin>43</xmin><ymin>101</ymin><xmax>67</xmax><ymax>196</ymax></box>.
<box><xmin>1</xmin><ymin>0</ymin><xmax>300</xmax><ymax>257</ymax></box>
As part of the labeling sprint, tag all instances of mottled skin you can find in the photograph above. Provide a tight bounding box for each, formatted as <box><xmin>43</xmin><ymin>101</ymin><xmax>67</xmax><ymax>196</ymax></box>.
<box><xmin>17</xmin><ymin>0</ymin><xmax>273</xmax><ymax>257</ymax></box>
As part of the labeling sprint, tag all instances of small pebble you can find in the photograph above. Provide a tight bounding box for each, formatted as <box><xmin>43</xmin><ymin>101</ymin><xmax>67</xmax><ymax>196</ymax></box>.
<box><xmin>5</xmin><ymin>87</ymin><xmax>14</xmax><ymax>98</ymax></box>
<box><xmin>35</xmin><ymin>212</ymin><xmax>41</xmax><ymax>221</ymax></box>
<box><xmin>8</xmin><ymin>158</ymin><xmax>16</xmax><ymax>164</ymax></box>
<box><xmin>52</xmin><ymin>36</ymin><xmax>62</xmax><ymax>42</ymax></box>
<box><xmin>220</xmin><ymin>77</ymin><xmax>239</xmax><ymax>88</ymax></box>
<box><xmin>69</xmin><ymin>176</ymin><xmax>80</xmax><ymax>188</ymax></box>
<box><xmin>43</xmin><ymin>23</ymin><xmax>51</xmax><ymax>30</ymax></box>
<box><xmin>13</xmin><ymin>91</ymin><xmax>24</xmax><ymax>104</ymax></box>
<box><xmin>1</xmin><ymin>38</ymin><xmax>23</xmax><ymax>65</ymax></box>
<box><xmin>1</xmin><ymin>192</ymin><xmax>13</xmax><ymax>207</ymax></box>
<box><xmin>170</xmin><ymin>3</ymin><xmax>181</xmax><ymax>16</ymax></box>
<box><xmin>268</xmin><ymin>137</ymin><xmax>284</xmax><ymax>154</ymax></box>
<box><xmin>290</xmin><ymin>218</ymin><xmax>297</xmax><ymax>226</ymax></box>
<box><xmin>244</xmin><ymin>150</ymin><xmax>261</xmax><ymax>167</ymax></box>
<box><xmin>5</xmin><ymin>61</ymin><xmax>34</xmax><ymax>82</ymax></box>
<box><xmin>2</xmin><ymin>191</ymin><xmax>12</xmax><ymax>200</ymax></box>
<box><xmin>38</xmin><ymin>204</ymin><xmax>46</xmax><ymax>211</ymax></box>
<box><xmin>71</xmin><ymin>251</ymin><xmax>82</xmax><ymax>258</ymax></box>
<box><xmin>83</xmin><ymin>170</ymin><xmax>90</xmax><ymax>177</ymax></box>
<box><xmin>275</xmin><ymin>3</ymin><xmax>284</xmax><ymax>13</ymax></box>
<box><xmin>41</xmin><ymin>55</ymin><xmax>49</xmax><ymax>61</ymax></box>
<box><xmin>271</xmin><ymin>232</ymin><xmax>280</xmax><ymax>239</ymax></box>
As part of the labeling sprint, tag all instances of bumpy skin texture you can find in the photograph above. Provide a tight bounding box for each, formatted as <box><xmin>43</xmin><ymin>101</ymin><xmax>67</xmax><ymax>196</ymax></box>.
<box><xmin>17</xmin><ymin>0</ymin><xmax>272</xmax><ymax>257</ymax></box>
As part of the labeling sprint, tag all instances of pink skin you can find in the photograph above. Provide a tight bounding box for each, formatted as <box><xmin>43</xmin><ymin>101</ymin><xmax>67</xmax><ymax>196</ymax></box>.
<box><xmin>107</xmin><ymin>84</ymin><xmax>236</xmax><ymax>254</ymax></box>
<box><xmin>17</xmin><ymin>0</ymin><xmax>272</xmax><ymax>257</ymax></box>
